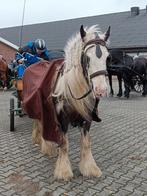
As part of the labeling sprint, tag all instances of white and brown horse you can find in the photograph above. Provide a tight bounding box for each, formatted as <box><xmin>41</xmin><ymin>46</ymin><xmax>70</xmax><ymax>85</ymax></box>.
<box><xmin>33</xmin><ymin>25</ymin><xmax>110</xmax><ymax>180</ymax></box>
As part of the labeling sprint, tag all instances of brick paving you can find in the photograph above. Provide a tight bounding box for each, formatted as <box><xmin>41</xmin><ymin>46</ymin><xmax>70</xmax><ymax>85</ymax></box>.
<box><xmin>0</xmin><ymin>85</ymin><xmax>147</xmax><ymax>196</ymax></box>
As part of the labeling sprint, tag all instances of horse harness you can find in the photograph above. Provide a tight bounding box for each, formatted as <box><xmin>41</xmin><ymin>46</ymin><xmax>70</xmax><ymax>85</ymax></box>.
<box><xmin>69</xmin><ymin>38</ymin><xmax>108</xmax><ymax>100</ymax></box>
<box><xmin>54</xmin><ymin>38</ymin><xmax>108</xmax><ymax>101</ymax></box>
<box><xmin>81</xmin><ymin>38</ymin><xmax>108</xmax><ymax>81</ymax></box>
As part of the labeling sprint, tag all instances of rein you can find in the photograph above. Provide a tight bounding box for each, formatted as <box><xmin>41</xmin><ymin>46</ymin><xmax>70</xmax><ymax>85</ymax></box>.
<box><xmin>67</xmin><ymin>84</ymin><xmax>92</xmax><ymax>100</ymax></box>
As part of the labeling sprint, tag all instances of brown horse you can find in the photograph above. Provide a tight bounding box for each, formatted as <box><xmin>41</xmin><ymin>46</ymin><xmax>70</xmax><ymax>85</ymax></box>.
<box><xmin>0</xmin><ymin>55</ymin><xmax>8</xmax><ymax>90</ymax></box>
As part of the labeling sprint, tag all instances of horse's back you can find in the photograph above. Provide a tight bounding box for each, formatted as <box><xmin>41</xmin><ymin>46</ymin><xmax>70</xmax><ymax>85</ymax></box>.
<box><xmin>134</xmin><ymin>57</ymin><xmax>147</xmax><ymax>74</ymax></box>
<box><xmin>134</xmin><ymin>57</ymin><xmax>147</xmax><ymax>66</ymax></box>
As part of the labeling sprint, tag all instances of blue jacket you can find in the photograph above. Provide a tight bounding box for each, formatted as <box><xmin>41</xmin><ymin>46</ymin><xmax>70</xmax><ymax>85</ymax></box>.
<box><xmin>18</xmin><ymin>41</ymin><xmax>50</xmax><ymax>61</ymax></box>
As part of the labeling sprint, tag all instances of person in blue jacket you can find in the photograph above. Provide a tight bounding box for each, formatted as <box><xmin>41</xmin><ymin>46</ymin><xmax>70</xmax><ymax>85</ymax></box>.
<box><xmin>18</xmin><ymin>39</ymin><xmax>50</xmax><ymax>61</ymax></box>
<box><xmin>15</xmin><ymin>39</ymin><xmax>50</xmax><ymax>79</ymax></box>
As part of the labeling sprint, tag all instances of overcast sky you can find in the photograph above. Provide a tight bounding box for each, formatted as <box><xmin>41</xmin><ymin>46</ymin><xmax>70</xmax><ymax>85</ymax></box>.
<box><xmin>0</xmin><ymin>0</ymin><xmax>146</xmax><ymax>28</ymax></box>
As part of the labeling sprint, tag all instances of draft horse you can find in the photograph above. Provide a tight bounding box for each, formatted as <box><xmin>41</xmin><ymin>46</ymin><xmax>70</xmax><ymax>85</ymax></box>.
<box><xmin>33</xmin><ymin>25</ymin><xmax>110</xmax><ymax>180</ymax></box>
<box><xmin>0</xmin><ymin>55</ymin><xmax>8</xmax><ymax>90</ymax></box>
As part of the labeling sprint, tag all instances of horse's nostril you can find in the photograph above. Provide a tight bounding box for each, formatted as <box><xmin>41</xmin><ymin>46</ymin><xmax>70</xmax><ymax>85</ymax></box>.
<box><xmin>95</xmin><ymin>87</ymin><xmax>98</xmax><ymax>92</ymax></box>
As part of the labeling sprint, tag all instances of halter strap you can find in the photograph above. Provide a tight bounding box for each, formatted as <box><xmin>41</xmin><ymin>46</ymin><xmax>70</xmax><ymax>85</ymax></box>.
<box><xmin>68</xmin><ymin>38</ymin><xmax>108</xmax><ymax>100</ymax></box>
<box><xmin>90</xmin><ymin>70</ymin><xmax>107</xmax><ymax>79</ymax></box>
<box><xmin>83</xmin><ymin>39</ymin><xmax>106</xmax><ymax>50</ymax></box>
<box><xmin>82</xmin><ymin>38</ymin><xmax>108</xmax><ymax>80</ymax></box>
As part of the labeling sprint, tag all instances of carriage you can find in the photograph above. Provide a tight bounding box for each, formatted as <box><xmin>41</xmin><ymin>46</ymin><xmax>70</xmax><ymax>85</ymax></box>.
<box><xmin>131</xmin><ymin>75</ymin><xmax>143</xmax><ymax>92</ymax></box>
<box><xmin>9</xmin><ymin>50</ymin><xmax>65</xmax><ymax>131</ymax></box>
<box><xmin>107</xmin><ymin>49</ymin><xmax>147</xmax><ymax>98</ymax></box>
<box><xmin>9</xmin><ymin>52</ymin><xmax>42</xmax><ymax>131</ymax></box>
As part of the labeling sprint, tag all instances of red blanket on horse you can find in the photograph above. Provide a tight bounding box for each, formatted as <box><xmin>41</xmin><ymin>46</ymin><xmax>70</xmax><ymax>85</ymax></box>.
<box><xmin>22</xmin><ymin>59</ymin><xmax>64</xmax><ymax>144</ymax></box>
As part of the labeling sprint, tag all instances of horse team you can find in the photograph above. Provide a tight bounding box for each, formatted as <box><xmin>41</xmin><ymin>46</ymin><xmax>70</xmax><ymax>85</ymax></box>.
<box><xmin>0</xmin><ymin>25</ymin><xmax>147</xmax><ymax>181</ymax></box>
<box><xmin>107</xmin><ymin>49</ymin><xmax>147</xmax><ymax>98</ymax></box>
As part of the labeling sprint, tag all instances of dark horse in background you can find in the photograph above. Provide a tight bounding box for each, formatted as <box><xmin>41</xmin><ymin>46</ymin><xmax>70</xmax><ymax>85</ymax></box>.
<box><xmin>123</xmin><ymin>56</ymin><xmax>147</xmax><ymax>97</ymax></box>
<box><xmin>107</xmin><ymin>49</ymin><xmax>147</xmax><ymax>98</ymax></box>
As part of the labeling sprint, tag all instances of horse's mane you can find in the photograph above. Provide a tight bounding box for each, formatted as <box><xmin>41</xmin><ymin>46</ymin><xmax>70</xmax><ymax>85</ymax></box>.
<box><xmin>55</xmin><ymin>25</ymin><xmax>106</xmax><ymax>120</ymax></box>
<box><xmin>64</xmin><ymin>25</ymin><xmax>103</xmax><ymax>72</ymax></box>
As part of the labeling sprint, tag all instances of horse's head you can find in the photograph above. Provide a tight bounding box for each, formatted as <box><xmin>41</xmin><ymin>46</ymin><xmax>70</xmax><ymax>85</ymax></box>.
<box><xmin>80</xmin><ymin>25</ymin><xmax>110</xmax><ymax>97</ymax></box>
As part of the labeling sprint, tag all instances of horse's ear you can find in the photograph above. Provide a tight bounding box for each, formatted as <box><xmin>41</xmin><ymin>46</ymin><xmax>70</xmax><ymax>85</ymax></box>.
<box><xmin>104</xmin><ymin>26</ymin><xmax>111</xmax><ymax>41</ymax></box>
<box><xmin>80</xmin><ymin>25</ymin><xmax>86</xmax><ymax>41</ymax></box>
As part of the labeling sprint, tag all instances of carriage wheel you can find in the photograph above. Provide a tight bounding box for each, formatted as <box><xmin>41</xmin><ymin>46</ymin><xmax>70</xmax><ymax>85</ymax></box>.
<box><xmin>10</xmin><ymin>98</ymin><xmax>15</xmax><ymax>131</ymax></box>
<box><xmin>134</xmin><ymin>81</ymin><xmax>143</xmax><ymax>93</ymax></box>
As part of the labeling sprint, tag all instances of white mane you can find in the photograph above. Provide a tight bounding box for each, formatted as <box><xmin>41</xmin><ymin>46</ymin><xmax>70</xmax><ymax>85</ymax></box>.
<box><xmin>54</xmin><ymin>25</ymin><xmax>106</xmax><ymax>120</ymax></box>
<box><xmin>64</xmin><ymin>25</ymin><xmax>104</xmax><ymax>72</ymax></box>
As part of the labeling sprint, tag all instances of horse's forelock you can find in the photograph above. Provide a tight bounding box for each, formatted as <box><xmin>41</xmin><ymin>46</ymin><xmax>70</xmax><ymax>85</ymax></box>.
<box><xmin>64</xmin><ymin>25</ymin><xmax>103</xmax><ymax>71</ymax></box>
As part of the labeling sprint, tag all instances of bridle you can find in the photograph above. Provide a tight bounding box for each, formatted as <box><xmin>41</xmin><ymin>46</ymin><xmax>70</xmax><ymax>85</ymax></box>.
<box><xmin>82</xmin><ymin>38</ymin><xmax>108</xmax><ymax>78</ymax></box>
<box><xmin>68</xmin><ymin>38</ymin><xmax>108</xmax><ymax>100</ymax></box>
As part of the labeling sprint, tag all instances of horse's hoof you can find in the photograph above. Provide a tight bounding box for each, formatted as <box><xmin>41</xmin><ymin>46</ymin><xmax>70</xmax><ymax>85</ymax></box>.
<box><xmin>124</xmin><ymin>95</ymin><xmax>129</xmax><ymax>99</ymax></box>
<box><xmin>54</xmin><ymin>166</ymin><xmax>73</xmax><ymax>181</ymax></box>
<box><xmin>109</xmin><ymin>93</ymin><xmax>113</xmax><ymax>97</ymax></box>
<box><xmin>142</xmin><ymin>92</ymin><xmax>146</xmax><ymax>97</ymax></box>
<box><xmin>80</xmin><ymin>164</ymin><xmax>102</xmax><ymax>177</ymax></box>
<box><xmin>117</xmin><ymin>93</ymin><xmax>122</xmax><ymax>97</ymax></box>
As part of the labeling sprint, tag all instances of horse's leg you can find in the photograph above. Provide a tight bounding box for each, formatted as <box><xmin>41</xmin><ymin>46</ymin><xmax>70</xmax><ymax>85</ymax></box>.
<box><xmin>123</xmin><ymin>73</ymin><xmax>131</xmax><ymax>98</ymax></box>
<box><xmin>3</xmin><ymin>80</ymin><xmax>7</xmax><ymax>90</ymax></box>
<box><xmin>1</xmin><ymin>78</ymin><xmax>7</xmax><ymax>90</ymax></box>
<box><xmin>124</xmin><ymin>83</ymin><xmax>130</xmax><ymax>98</ymax></box>
<box><xmin>32</xmin><ymin>119</ymin><xmax>42</xmax><ymax>146</ymax></box>
<box><xmin>144</xmin><ymin>79</ymin><xmax>147</xmax><ymax>96</ymax></box>
<box><xmin>91</xmin><ymin>98</ymin><xmax>101</xmax><ymax>122</ymax></box>
<box><xmin>117</xmin><ymin>74</ymin><xmax>122</xmax><ymax>97</ymax></box>
<box><xmin>142</xmin><ymin>67</ymin><xmax>147</xmax><ymax>96</ymax></box>
<box><xmin>1</xmin><ymin>72</ymin><xmax>8</xmax><ymax>90</ymax></box>
<box><xmin>54</xmin><ymin>134</ymin><xmax>73</xmax><ymax>180</ymax></box>
<box><xmin>142</xmin><ymin>79</ymin><xmax>147</xmax><ymax>96</ymax></box>
<box><xmin>108</xmin><ymin>74</ymin><xmax>114</xmax><ymax>96</ymax></box>
<box><xmin>32</xmin><ymin>119</ymin><xmax>57</xmax><ymax>156</ymax></box>
<box><xmin>41</xmin><ymin>137</ymin><xmax>57</xmax><ymax>156</ymax></box>
<box><xmin>79</xmin><ymin>121</ymin><xmax>102</xmax><ymax>177</ymax></box>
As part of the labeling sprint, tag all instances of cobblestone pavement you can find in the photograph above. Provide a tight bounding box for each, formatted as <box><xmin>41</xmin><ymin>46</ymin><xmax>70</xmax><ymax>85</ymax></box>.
<box><xmin>0</xmin><ymin>85</ymin><xmax>147</xmax><ymax>196</ymax></box>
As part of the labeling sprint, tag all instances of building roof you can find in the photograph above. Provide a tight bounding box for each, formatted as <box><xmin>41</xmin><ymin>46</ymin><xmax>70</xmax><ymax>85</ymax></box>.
<box><xmin>0</xmin><ymin>8</ymin><xmax>147</xmax><ymax>50</ymax></box>
<box><xmin>0</xmin><ymin>37</ymin><xmax>18</xmax><ymax>50</ymax></box>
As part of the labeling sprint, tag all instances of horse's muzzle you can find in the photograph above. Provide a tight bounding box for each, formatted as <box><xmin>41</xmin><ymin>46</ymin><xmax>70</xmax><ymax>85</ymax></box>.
<box><xmin>94</xmin><ymin>87</ymin><xmax>107</xmax><ymax>97</ymax></box>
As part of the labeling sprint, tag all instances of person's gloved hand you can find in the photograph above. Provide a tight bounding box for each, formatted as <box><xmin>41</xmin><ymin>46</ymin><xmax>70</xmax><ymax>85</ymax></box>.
<box><xmin>17</xmin><ymin>58</ymin><xmax>25</xmax><ymax>64</ymax></box>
